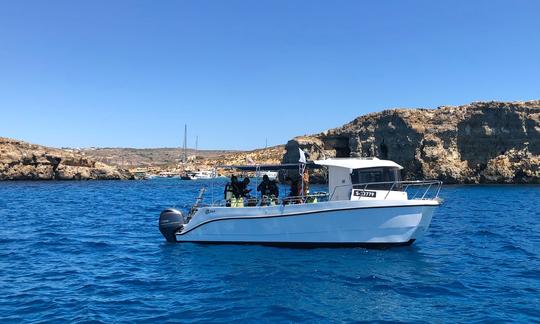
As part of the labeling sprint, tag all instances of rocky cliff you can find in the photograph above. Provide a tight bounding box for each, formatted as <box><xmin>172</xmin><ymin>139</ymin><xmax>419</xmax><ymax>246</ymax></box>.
<box><xmin>283</xmin><ymin>100</ymin><xmax>540</xmax><ymax>184</ymax></box>
<box><xmin>0</xmin><ymin>137</ymin><xmax>132</xmax><ymax>180</ymax></box>
<box><xmin>186</xmin><ymin>145</ymin><xmax>285</xmax><ymax>176</ymax></box>
<box><xmin>209</xmin><ymin>145</ymin><xmax>285</xmax><ymax>168</ymax></box>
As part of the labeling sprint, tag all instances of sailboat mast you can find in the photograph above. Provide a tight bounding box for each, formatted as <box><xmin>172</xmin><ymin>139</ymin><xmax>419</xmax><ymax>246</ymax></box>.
<box><xmin>183</xmin><ymin>124</ymin><xmax>187</xmax><ymax>163</ymax></box>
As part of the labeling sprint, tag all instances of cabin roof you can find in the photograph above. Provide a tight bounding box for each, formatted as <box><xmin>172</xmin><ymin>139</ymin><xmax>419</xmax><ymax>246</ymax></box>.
<box><xmin>314</xmin><ymin>158</ymin><xmax>403</xmax><ymax>170</ymax></box>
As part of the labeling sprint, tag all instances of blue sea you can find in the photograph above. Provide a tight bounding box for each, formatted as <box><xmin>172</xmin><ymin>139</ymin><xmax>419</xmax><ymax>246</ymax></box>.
<box><xmin>0</xmin><ymin>180</ymin><xmax>539</xmax><ymax>323</ymax></box>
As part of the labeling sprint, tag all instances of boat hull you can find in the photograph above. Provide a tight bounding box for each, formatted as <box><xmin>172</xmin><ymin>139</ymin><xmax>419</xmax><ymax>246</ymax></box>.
<box><xmin>174</xmin><ymin>200</ymin><xmax>438</xmax><ymax>247</ymax></box>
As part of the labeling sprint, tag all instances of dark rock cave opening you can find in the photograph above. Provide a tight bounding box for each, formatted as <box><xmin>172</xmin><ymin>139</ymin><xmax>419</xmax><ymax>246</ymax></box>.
<box><xmin>323</xmin><ymin>136</ymin><xmax>351</xmax><ymax>158</ymax></box>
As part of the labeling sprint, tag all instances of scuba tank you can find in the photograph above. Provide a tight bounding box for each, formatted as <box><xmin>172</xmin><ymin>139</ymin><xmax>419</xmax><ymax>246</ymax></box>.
<box><xmin>224</xmin><ymin>182</ymin><xmax>234</xmax><ymax>206</ymax></box>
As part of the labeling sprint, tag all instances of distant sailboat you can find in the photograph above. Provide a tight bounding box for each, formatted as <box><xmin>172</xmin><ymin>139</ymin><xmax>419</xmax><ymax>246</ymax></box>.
<box><xmin>180</xmin><ymin>125</ymin><xmax>192</xmax><ymax>180</ymax></box>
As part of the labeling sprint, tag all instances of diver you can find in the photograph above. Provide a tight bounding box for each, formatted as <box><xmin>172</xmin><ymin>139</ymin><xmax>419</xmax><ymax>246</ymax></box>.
<box><xmin>257</xmin><ymin>175</ymin><xmax>271</xmax><ymax>195</ymax></box>
<box><xmin>302</xmin><ymin>169</ymin><xmax>310</xmax><ymax>196</ymax></box>
<box><xmin>257</xmin><ymin>175</ymin><xmax>279</xmax><ymax>205</ymax></box>
<box><xmin>231</xmin><ymin>177</ymin><xmax>251</xmax><ymax>207</ymax></box>
<box><xmin>284</xmin><ymin>176</ymin><xmax>301</xmax><ymax>204</ymax></box>
<box><xmin>268</xmin><ymin>178</ymin><xmax>279</xmax><ymax>205</ymax></box>
<box><xmin>224</xmin><ymin>175</ymin><xmax>238</xmax><ymax>207</ymax></box>
<box><xmin>237</xmin><ymin>177</ymin><xmax>251</xmax><ymax>197</ymax></box>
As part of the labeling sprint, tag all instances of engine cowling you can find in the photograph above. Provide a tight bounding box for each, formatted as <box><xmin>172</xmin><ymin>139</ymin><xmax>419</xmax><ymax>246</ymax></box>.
<box><xmin>159</xmin><ymin>209</ymin><xmax>184</xmax><ymax>242</ymax></box>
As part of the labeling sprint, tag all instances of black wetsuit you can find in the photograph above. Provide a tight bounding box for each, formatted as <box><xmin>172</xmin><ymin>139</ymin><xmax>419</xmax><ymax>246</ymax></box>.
<box><xmin>257</xmin><ymin>180</ymin><xmax>272</xmax><ymax>196</ymax></box>
<box><xmin>289</xmin><ymin>180</ymin><xmax>300</xmax><ymax>197</ymax></box>
<box><xmin>232</xmin><ymin>181</ymin><xmax>243</xmax><ymax>198</ymax></box>
<box><xmin>268</xmin><ymin>180</ymin><xmax>279</xmax><ymax>197</ymax></box>
<box><xmin>234</xmin><ymin>181</ymin><xmax>250</xmax><ymax>198</ymax></box>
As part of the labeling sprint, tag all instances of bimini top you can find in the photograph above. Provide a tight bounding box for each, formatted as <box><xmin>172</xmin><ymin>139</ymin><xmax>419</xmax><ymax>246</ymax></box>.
<box><xmin>217</xmin><ymin>162</ymin><xmax>322</xmax><ymax>171</ymax></box>
<box><xmin>314</xmin><ymin>157</ymin><xmax>403</xmax><ymax>170</ymax></box>
<box><xmin>217</xmin><ymin>158</ymin><xmax>402</xmax><ymax>171</ymax></box>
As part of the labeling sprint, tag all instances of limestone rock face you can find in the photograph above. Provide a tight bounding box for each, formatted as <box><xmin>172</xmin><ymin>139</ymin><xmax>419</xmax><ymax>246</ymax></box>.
<box><xmin>209</xmin><ymin>145</ymin><xmax>285</xmax><ymax>168</ymax></box>
<box><xmin>283</xmin><ymin>100</ymin><xmax>540</xmax><ymax>184</ymax></box>
<box><xmin>0</xmin><ymin>137</ymin><xmax>133</xmax><ymax>180</ymax></box>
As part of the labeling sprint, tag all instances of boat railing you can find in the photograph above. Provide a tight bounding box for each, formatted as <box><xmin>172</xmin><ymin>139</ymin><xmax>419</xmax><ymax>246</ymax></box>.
<box><xmin>330</xmin><ymin>180</ymin><xmax>442</xmax><ymax>201</ymax></box>
<box><xmin>187</xmin><ymin>188</ymin><xmax>207</xmax><ymax>220</ymax></box>
<box><xmin>206</xmin><ymin>192</ymin><xmax>331</xmax><ymax>208</ymax></box>
<box><xmin>191</xmin><ymin>180</ymin><xmax>441</xmax><ymax>211</ymax></box>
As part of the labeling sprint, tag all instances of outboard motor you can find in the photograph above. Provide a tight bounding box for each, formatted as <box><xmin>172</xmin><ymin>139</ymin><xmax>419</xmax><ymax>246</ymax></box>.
<box><xmin>159</xmin><ymin>209</ymin><xmax>184</xmax><ymax>242</ymax></box>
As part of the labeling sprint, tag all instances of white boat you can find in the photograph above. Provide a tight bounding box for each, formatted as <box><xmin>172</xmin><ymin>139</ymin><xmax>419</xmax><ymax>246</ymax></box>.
<box><xmin>179</xmin><ymin>170</ymin><xmax>215</xmax><ymax>180</ymax></box>
<box><xmin>159</xmin><ymin>158</ymin><xmax>442</xmax><ymax>248</ymax></box>
<box><xmin>191</xmin><ymin>170</ymin><xmax>214</xmax><ymax>180</ymax></box>
<box><xmin>156</xmin><ymin>171</ymin><xmax>179</xmax><ymax>178</ymax></box>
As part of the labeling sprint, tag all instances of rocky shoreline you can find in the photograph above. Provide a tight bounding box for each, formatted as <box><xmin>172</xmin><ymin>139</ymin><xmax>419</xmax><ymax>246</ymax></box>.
<box><xmin>283</xmin><ymin>100</ymin><xmax>540</xmax><ymax>184</ymax></box>
<box><xmin>3</xmin><ymin>100</ymin><xmax>540</xmax><ymax>183</ymax></box>
<box><xmin>0</xmin><ymin>137</ymin><xmax>132</xmax><ymax>180</ymax></box>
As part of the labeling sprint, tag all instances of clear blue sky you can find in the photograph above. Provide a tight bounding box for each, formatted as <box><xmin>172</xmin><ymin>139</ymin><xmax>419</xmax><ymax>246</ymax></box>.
<box><xmin>1</xmin><ymin>0</ymin><xmax>539</xmax><ymax>150</ymax></box>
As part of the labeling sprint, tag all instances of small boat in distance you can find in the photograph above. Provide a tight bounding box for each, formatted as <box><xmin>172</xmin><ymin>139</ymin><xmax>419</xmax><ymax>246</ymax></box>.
<box><xmin>159</xmin><ymin>157</ymin><xmax>442</xmax><ymax>248</ymax></box>
<box><xmin>179</xmin><ymin>170</ymin><xmax>214</xmax><ymax>180</ymax></box>
<box><xmin>191</xmin><ymin>170</ymin><xmax>214</xmax><ymax>180</ymax></box>
<box><xmin>180</xmin><ymin>172</ymin><xmax>193</xmax><ymax>180</ymax></box>
<box><xmin>156</xmin><ymin>171</ymin><xmax>179</xmax><ymax>178</ymax></box>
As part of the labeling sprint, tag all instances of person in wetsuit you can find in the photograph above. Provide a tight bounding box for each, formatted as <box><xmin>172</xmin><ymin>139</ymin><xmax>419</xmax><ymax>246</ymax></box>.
<box><xmin>284</xmin><ymin>176</ymin><xmax>301</xmax><ymax>204</ymax></box>
<box><xmin>235</xmin><ymin>177</ymin><xmax>251</xmax><ymax>197</ymax></box>
<box><xmin>224</xmin><ymin>175</ymin><xmax>238</xmax><ymax>207</ymax></box>
<box><xmin>268</xmin><ymin>179</ymin><xmax>279</xmax><ymax>204</ymax></box>
<box><xmin>302</xmin><ymin>169</ymin><xmax>310</xmax><ymax>196</ymax></box>
<box><xmin>257</xmin><ymin>175</ymin><xmax>271</xmax><ymax>195</ymax></box>
<box><xmin>268</xmin><ymin>179</ymin><xmax>279</xmax><ymax>198</ymax></box>
<box><xmin>258</xmin><ymin>175</ymin><xmax>279</xmax><ymax>205</ymax></box>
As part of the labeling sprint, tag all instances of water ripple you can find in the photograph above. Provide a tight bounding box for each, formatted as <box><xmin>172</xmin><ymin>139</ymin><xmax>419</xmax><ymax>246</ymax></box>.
<box><xmin>0</xmin><ymin>181</ymin><xmax>539</xmax><ymax>322</ymax></box>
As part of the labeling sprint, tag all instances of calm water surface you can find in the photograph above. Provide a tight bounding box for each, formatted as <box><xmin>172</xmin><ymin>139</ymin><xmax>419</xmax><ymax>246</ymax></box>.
<box><xmin>0</xmin><ymin>180</ymin><xmax>539</xmax><ymax>323</ymax></box>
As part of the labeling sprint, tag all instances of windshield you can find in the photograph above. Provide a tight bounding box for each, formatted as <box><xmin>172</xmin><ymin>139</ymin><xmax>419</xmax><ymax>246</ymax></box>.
<box><xmin>351</xmin><ymin>167</ymin><xmax>402</xmax><ymax>190</ymax></box>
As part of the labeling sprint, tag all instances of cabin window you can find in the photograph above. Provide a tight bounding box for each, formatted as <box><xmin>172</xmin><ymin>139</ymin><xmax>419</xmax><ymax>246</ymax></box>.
<box><xmin>351</xmin><ymin>167</ymin><xmax>402</xmax><ymax>190</ymax></box>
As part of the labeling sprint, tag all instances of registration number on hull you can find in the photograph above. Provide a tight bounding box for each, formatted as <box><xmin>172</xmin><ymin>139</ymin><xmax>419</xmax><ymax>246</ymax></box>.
<box><xmin>353</xmin><ymin>190</ymin><xmax>377</xmax><ymax>198</ymax></box>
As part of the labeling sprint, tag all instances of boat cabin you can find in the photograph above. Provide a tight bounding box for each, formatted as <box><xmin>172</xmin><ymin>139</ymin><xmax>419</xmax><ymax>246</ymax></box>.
<box><xmin>218</xmin><ymin>157</ymin><xmax>407</xmax><ymax>205</ymax></box>
<box><xmin>314</xmin><ymin>158</ymin><xmax>406</xmax><ymax>201</ymax></box>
